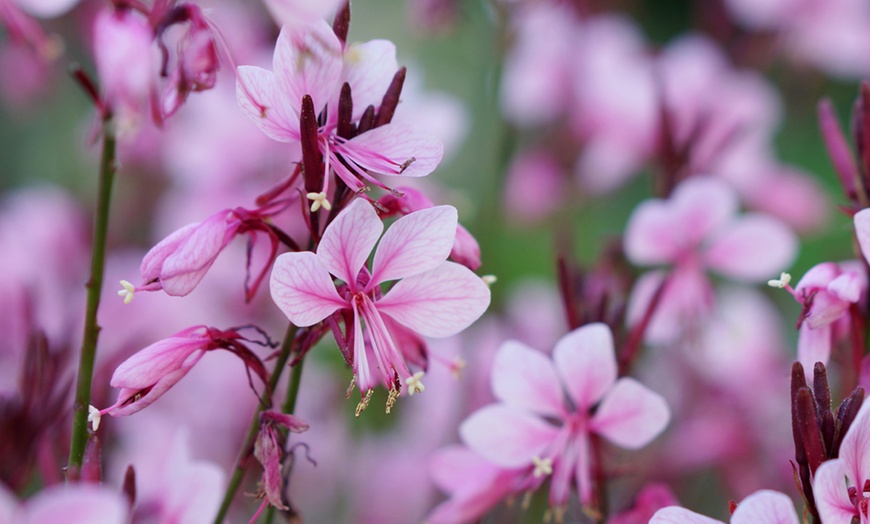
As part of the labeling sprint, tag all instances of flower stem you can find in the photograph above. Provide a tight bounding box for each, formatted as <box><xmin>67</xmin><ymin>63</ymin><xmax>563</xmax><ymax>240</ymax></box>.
<box><xmin>214</xmin><ymin>323</ymin><xmax>298</xmax><ymax>524</ymax></box>
<box><xmin>66</xmin><ymin>118</ymin><xmax>117</xmax><ymax>478</ymax></box>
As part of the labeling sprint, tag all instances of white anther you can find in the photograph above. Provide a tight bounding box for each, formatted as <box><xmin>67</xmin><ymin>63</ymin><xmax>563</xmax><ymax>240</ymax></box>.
<box><xmin>532</xmin><ymin>455</ymin><xmax>553</xmax><ymax>478</ymax></box>
<box><xmin>767</xmin><ymin>272</ymin><xmax>792</xmax><ymax>289</ymax></box>
<box><xmin>481</xmin><ymin>275</ymin><xmax>497</xmax><ymax>286</ymax></box>
<box><xmin>118</xmin><ymin>280</ymin><xmax>135</xmax><ymax>304</ymax></box>
<box><xmin>88</xmin><ymin>405</ymin><xmax>102</xmax><ymax>432</ymax></box>
<box><xmin>306</xmin><ymin>192</ymin><xmax>332</xmax><ymax>212</ymax></box>
<box><xmin>405</xmin><ymin>372</ymin><xmax>426</xmax><ymax>396</ymax></box>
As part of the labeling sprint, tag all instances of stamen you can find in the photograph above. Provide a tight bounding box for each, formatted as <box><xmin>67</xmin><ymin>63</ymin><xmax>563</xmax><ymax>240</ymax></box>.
<box><xmin>306</xmin><ymin>191</ymin><xmax>332</xmax><ymax>212</ymax></box>
<box><xmin>346</xmin><ymin>374</ymin><xmax>357</xmax><ymax>399</ymax></box>
<box><xmin>355</xmin><ymin>389</ymin><xmax>373</xmax><ymax>417</ymax></box>
<box><xmin>88</xmin><ymin>405</ymin><xmax>102</xmax><ymax>432</ymax></box>
<box><xmin>482</xmin><ymin>275</ymin><xmax>497</xmax><ymax>287</ymax></box>
<box><xmin>399</xmin><ymin>157</ymin><xmax>416</xmax><ymax>172</ymax></box>
<box><xmin>532</xmin><ymin>455</ymin><xmax>553</xmax><ymax>478</ymax></box>
<box><xmin>405</xmin><ymin>371</ymin><xmax>425</xmax><ymax>396</ymax></box>
<box><xmin>385</xmin><ymin>388</ymin><xmax>399</xmax><ymax>414</ymax></box>
<box><xmin>118</xmin><ymin>280</ymin><xmax>136</xmax><ymax>304</ymax></box>
<box><xmin>450</xmin><ymin>357</ymin><xmax>466</xmax><ymax>379</ymax></box>
<box><xmin>522</xmin><ymin>491</ymin><xmax>533</xmax><ymax>510</ymax></box>
<box><xmin>767</xmin><ymin>272</ymin><xmax>791</xmax><ymax>289</ymax></box>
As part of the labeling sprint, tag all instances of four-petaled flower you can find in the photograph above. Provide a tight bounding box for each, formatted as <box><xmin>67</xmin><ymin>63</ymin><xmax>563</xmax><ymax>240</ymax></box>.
<box><xmin>269</xmin><ymin>198</ymin><xmax>490</xmax><ymax>414</ymax></box>
<box><xmin>459</xmin><ymin>323</ymin><xmax>670</xmax><ymax>512</ymax></box>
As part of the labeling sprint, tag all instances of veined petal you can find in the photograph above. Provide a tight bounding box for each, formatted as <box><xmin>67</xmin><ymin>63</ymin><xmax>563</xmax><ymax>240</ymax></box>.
<box><xmin>236</xmin><ymin>66</ymin><xmax>300</xmax><ymax>142</ymax></box>
<box><xmin>491</xmin><ymin>340</ymin><xmax>565</xmax><ymax>417</ymax></box>
<box><xmin>110</xmin><ymin>336</ymin><xmax>206</xmax><ymax>388</ymax></box>
<box><xmin>459</xmin><ymin>405</ymin><xmax>559</xmax><ymax>468</ymax></box>
<box><xmin>703</xmin><ymin>214</ymin><xmax>797</xmax><ymax>282</ymax></box>
<box><xmin>341</xmin><ymin>123</ymin><xmax>444</xmax><ymax>178</ymax></box>
<box><xmin>109</xmin><ymin>353</ymin><xmax>204</xmax><ymax>416</ymax></box>
<box><xmin>731</xmin><ymin>490</ymin><xmax>799</xmax><ymax>524</ymax></box>
<box><xmin>339</xmin><ymin>40</ymin><xmax>398</xmax><ymax>121</ymax></box>
<box><xmin>376</xmin><ymin>262</ymin><xmax>490</xmax><ymax>338</ymax></box>
<box><xmin>273</xmin><ymin>21</ymin><xmax>342</xmax><ymax>117</ymax></box>
<box><xmin>813</xmin><ymin>459</ymin><xmax>859</xmax><ymax>524</ymax></box>
<box><xmin>839</xmin><ymin>400</ymin><xmax>870</xmax><ymax>492</ymax></box>
<box><xmin>369</xmin><ymin>205</ymin><xmax>457</xmax><ymax>286</ymax></box>
<box><xmin>317</xmin><ymin>199</ymin><xmax>383</xmax><ymax>287</ymax></box>
<box><xmin>650</xmin><ymin>507</ymin><xmax>723</xmax><ymax>524</ymax></box>
<box><xmin>159</xmin><ymin>213</ymin><xmax>234</xmax><ymax>296</ymax></box>
<box><xmin>589</xmin><ymin>377</ymin><xmax>670</xmax><ymax>449</ymax></box>
<box><xmin>855</xmin><ymin>208</ymin><xmax>870</xmax><ymax>263</ymax></box>
<box><xmin>552</xmin><ymin>323</ymin><xmax>616</xmax><ymax>410</ymax></box>
<box><xmin>270</xmin><ymin>252</ymin><xmax>346</xmax><ymax>326</ymax></box>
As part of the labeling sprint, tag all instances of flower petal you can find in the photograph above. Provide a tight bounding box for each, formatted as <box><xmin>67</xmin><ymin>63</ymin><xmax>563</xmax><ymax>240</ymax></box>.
<box><xmin>623</xmin><ymin>200</ymin><xmax>682</xmax><ymax>265</ymax></box>
<box><xmin>376</xmin><ymin>262</ymin><xmax>490</xmax><ymax>338</ymax></box>
<box><xmin>839</xmin><ymin>400</ymin><xmax>870</xmax><ymax>492</ymax></box>
<box><xmin>703</xmin><ymin>213</ymin><xmax>797</xmax><ymax>282</ymax></box>
<box><xmin>158</xmin><ymin>213</ymin><xmax>234</xmax><ymax>296</ymax></box>
<box><xmin>342</xmin><ymin>123</ymin><xmax>444</xmax><ymax>178</ymax></box>
<box><xmin>589</xmin><ymin>377</ymin><xmax>670</xmax><ymax>449</ymax></box>
<box><xmin>552</xmin><ymin>323</ymin><xmax>616</xmax><ymax>409</ymax></box>
<box><xmin>855</xmin><ymin>208</ymin><xmax>870</xmax><ymax>263</ymax></box>
<box><xmin>731</xmin><ymin>490</ymin><xmax>799</xmax><ymax>524</ymax></box>
<box><xmin>491</xmin><ymin>340</ymin><xmax>565</xmax><ymax>417</ymax></box>
<box><xmin>650</xmin><ymin>507</ymin><xmax>723</xmax><ymax>524</ymax></box>
<box><xmin>316</xmin><ymin>199</ymin><xmax>383</xmax><ymax>287</ymax></box>
<box><xmin>236</xmin><ymin>66</ymin><xmax>300</xmax><ymax>142</ymax></box>
<box><xmin>339</xmin><ymin>39</ymin><xmax>398</xmax><ymax>121</ymax></box>
<box><xmin>270</xmin><ymin>251</ymin><xmax>346</xmax><ymax>326</ymax></box>
<box><xmin>370</xmin><ymin>205</ymin><xmax>457</xmax><ymax>286</ymax></box>
<box><xmin>110</xmin><ymin>334</ymin><xmax>206</xmax><ymax>388</ymax></box>
<box><xmin>459</xmin><ymin>405</ymin><xmax>559</xmax><ymax>468</ymax></box>
<box><xmin>813</xmin><ymin>459</ymin><xmax>859</xmax><ymax>524</ymax></box>
<box><xmin>24</xmin><ymin>485</ymin><xmax>129</xmax><ymax>524</ymax></box>
<box><xmin>273</xmin><ymin>21</ymin><xmax>342</xmax><ymax>117</ymax></box>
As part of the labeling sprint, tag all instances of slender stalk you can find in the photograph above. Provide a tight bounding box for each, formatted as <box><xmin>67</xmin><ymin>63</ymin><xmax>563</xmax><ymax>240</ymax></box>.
<box><xmin>214</xmin><ymin>324</ymin><xmax>297</xmax><ymax>524</ymax></box>
<box><xmin>67</xmin><ymin>118</ymin><xmax>117</xmax><ymax>478</ymax></box>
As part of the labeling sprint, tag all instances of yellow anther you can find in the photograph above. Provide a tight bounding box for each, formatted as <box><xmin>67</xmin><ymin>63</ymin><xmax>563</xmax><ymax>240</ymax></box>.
<box><xmin>355</xmin><ymin>389</ymin><xmax>373</xmax><ymax>417</ymax></box>
<box><xmin>117</xmin><ymin>280</ymin><xmax>135</xmax><ymax>304</ymax></box>
<box><xmin>405</xmin><ymin>372</ymin><xmax>426</xmax><ymax>396</ymax></box>
<box><xmin>386</xmin><ymin>388</ymin><xmax>400</xmax><ymax>414</ymax></box>
<box><xmin>306</xmin><ymin>191</ymin><xmax>332</xmax><ymax>212</ymax></box>
<box><xmin>767</xmin><ymin>272</ymin><xmax>792</xmax><ymax>289</ymax></box>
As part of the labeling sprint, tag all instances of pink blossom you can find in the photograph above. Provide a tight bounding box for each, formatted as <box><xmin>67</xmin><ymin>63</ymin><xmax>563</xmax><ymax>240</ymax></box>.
<box><xmin>814</xmin><ymin>400</ymin><xmax>870</xmax><ymax>523</ymax></box>
<box><xmin>459</xmin><ymin>323</ymin><xmax>670</xmax><ymax>510</ymax></box>
<box><xmin>608</xmin><ymin>483</ymin><xmax>678</xmax><ymax>524</ymax></box>
<box><xmin>624</xmin><ymin>176</ymin><xmax>797</xmax><ymax>344</ymax></box>
<box><xmin>269</xmin><ymin>199</ymin><xmax>490</xmax><ymax>412</ymax></box>
<box><xmin>254</xmin><ymin>410</ymin><xmax>310</xmax><ymax>511</ymax></box>
<box><xmin>651</xmin><ymin>489</ymin><xmax>799</xmax><ymax>523</ymax></box>
<box><xmin>0</xmin><ymin>482</ymin><xmax>129</xmax><ymax>524</ymax></box>
<box><xmin>236</xmin><ymin>21</ymin><xmax>443</xmax><ymax>204</ymax></box>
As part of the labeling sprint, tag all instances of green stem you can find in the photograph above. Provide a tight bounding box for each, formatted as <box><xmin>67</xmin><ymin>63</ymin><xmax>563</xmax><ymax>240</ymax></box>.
<box><xmin>67</xmin><ymin>118</ymin><xmax>117</xmax><ymax>477</ymax></box>
<box><xmin>214</xmin><ymin>324</ymin><xmax>298</xmax><ymax>524</ymax></box>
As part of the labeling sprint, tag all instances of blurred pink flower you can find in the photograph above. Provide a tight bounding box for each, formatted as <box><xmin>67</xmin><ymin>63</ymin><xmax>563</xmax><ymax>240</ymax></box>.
<box><xmin>813</xmin><ymin>400</ymin><xmax>870</xmax><ymax>523</ymax></box>
<box><xmin>651</xmin><ymin>489</ymin><xmax>798</xmax><ymax>523</ymax></box>
<box><xmin>237</xmin><ymin>20</ymin><xmax>442</xmax><ymax>204</ymax></box>
<box><xmin>608</xmin><ymin>483</ymin><xmax>678</xmax><ymax>524</ymax></box>
<box><xmin>459</xmin><ymin>323</ymin><xmax>670</xmax><ymax>509</ymax></box>
<box><xmin>269</xmin><ymin>199</ymin><xmax>490</xmax><ymax>412</ymax></box>
<box><xmin>0</xmin><ymin>483</ymin><xmax>129</xmax><ymax>524</ymax></box>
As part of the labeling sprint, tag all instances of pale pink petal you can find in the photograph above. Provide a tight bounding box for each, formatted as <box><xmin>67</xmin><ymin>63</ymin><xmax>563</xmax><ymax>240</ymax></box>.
<box><xmin>15</xmin><ymin>0</ymin><xmax>80</xmax><ymax>18</ymax></box>
<box><xmin>110</xmin><ymin>335</ymin><xmax>205</xmax><ymax>388</ymax></box>
<box><xmin>158</xmin><ymin>214</ymin><xmax>233</xmax><ymax>296</ymax></box>
<box><xmin>805</xmin><ymin>292</ymin><xmax>850</xmax><ymax>329</ymax></box>
<box><xmin>340</xmin><ymin>40</ymin><xmax>398</xmax><ymax>121</ymax></box>
<box><xmin>109</xmin><ymin>352</ymin><xmax>204</xmax><ymax>416</ymax></box>
<box><xmin>552</xmin><ymin>323</ymin><xmax>616</xmax><ymax>409</ymax></box>
<box><xmin>589</xmin><ymin>378</ymin><xmax>670</xmax><ymax>449</ymax></box>
<box><xmin>23</xmin><ymin>485</ymin><xmax>129</xmax><ymax>524</ymax></box>
<box><xmin>574</xmin><ymin>430</ymin><xmax>592</xmax><ymax>504</ymax></box>
<box><xmin>829</xmin><ymin>272</ymin><xmax>863</xmax><ymax>303</ymax></box>
<box><xmin>795</xmin><ymin>262</ymin><xmax>840</xmax><ymax>293</ymax></box>
<box><xmin>839</xmin><ymin>400</ymin><xmax>870</xmax><ymax>491</ymax></box>
<box><xmin>459</xmin><ymin>405</ymin><xmax>560</xmax><ymax>468</ymax></box>
<box><xmin>797</xmin><ymin>324</ymin><xmax>832</xmax><ymax>380</ymax></box>
<box><xmin>650</xmin><ymin>507</ymin><xmax>723</xmax><ymax>524</ymax></box>
<box><xmin>316</xmin><ymin>199</ymin><xmax>383</xmax><ymax>286</ymax></box>
<box><xmin>703</xmin><ymin>214</ymin><xmax>797</xmax><ymax>282</ymax></box>
<box><xmin>451</xmin><ymin>224</ymin><xmax>482</xmax><ymax>270</ymax></box>
<box><xmin>856</xmin><ymin>209</ymin><xmax>870</xmax><ymax>264</ymax></box>
<box><xmin>236</xmin><ymin>66</ymin><xmax>300</xmax><ymax>142</ymax></box>
<box><xmin>813</xmin><ymin>459</ymin><xmax>859</xmax><ymax>524</ymax></box>
<box><xmin>270</xmin><ymin>252</ymin><xmax>347</xmax><ymax>326</ymax></box>
<box><xmin>369</xmin><ymin>205</ymin><xmax>457</xmax><ymax>285</ymax></box>
<box><xmin>731</xmin><ymin>490</ymin><xmax>799</xmax><ymax>524</ymax></box>
<box><xmin>623</xmin><ymin>201</ymin><xmax>682</xmax><ymax>265</ymax></box>
<box><xmin>341</xmin><ymin>123</ymin><xmax>444</xmax><ymax>178</ymax></box>
<box><xmin>261</xmin><ymin>0</ymin><xmax>342</xmax><ymax>27</ymax></box>
<box><xmin>671</xmin><ymin>177</ymin><xmax>739</xmax><ymax>246</ymax></box>
<box><xmin>490</xmin><ymin>340</ymin><xmax>565</xmax><ymax>417</ymax></box>
<box><xmin>376</xmin><ymin>261</ymin><xmax>490</xmax><ymax>338</ymax></box>
<box><xmin>273</xmin><ymin>21</ymin><xmax>342</xmax><ymax>117</ymax></box>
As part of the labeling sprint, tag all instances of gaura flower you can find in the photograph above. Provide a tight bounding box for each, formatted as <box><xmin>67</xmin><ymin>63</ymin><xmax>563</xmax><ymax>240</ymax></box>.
<box><xmin>651</xmin><ymin>489</ymin><xmax>799</xmax><ymax>523</ymax></box>
<box><xmin>269</xmin><ymin>199</ymin><xmax>490</xmax><ymax>414</ymax></box>
<box><xmin>814</xmin><ymin>400</ymin><xmax>870</xmax><ymax>523</ymax></box>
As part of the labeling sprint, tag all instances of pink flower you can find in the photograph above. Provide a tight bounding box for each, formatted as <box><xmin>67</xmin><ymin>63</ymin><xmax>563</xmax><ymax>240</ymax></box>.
<box><xmin>814</xmin><ymin>397</ymin><xmax>870</xmax><ymax>523</ymax></box>
<box><xmin>254</xmin><ymin>410</ymin><xmax>310</xmax><ymax>511</ymax></box>
<box><xmin>269</xmin><ymin>199</ymin><xmax>490</xmax><ymax>413</ymax></box>
<box><xmin>459</xmin><ymin>323</ymin><xmax>670</xmax><ymax>511</ymax></box>
<box><xmin>0</xmin><ymin>483</ymin><xmax>129</xmax><ymax>524</ymax></box>
<box><xmin>651</xmin><ymin>489</ymin><xmax>799</xmax><ymax>523</ymax></box>
<box><xmin>236</xmin><ymin>21</ymin><xmax>443</xmax><ymax>206</ymax></box>
<box><xmin>624</xmin><ymin>176</ymin><xmax>797</xmax><ymax>344</ymax></box>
